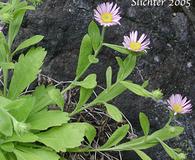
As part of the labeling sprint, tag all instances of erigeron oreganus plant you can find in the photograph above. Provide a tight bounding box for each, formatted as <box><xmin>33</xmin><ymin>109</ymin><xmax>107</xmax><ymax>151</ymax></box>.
<box><xmin>0</xmin><ymin>1</ymin><xmax>192</xmax><ymax>160</ymax></box>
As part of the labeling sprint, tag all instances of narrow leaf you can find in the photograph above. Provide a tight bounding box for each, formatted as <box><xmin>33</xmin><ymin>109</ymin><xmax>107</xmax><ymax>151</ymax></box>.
<box><xmin>139</xmin><ymin>112</ymin><xmax>150</xmax><ymax>137</ymax></box>
<box><xmin>157</xmin><ymin>138</ymin><xmax>180</xmax><ymax>160</ymax></box>
<box><xmin>103</xmin><ymin>43</ymin><xmax>130</xmax><ymax>55</ymax></box>
<box><xmin>106</xmin><ymin>66</ymin><xmax>112</xmax><ymax>89</ymax></box>
<box><xmin>88</xmin><ymin>21</ymin><xmax>101</xmax><ymax>51</ymax></box>
<box><xmin>76</xmin><ymin>34</ymin><xmax>93</xmax><ymax>77</ymax></box>
<box><xmin>13</xmin><ymin>35</ymin><xmax>44</xmax><ymax>54</ymax></box>
<box><xmin>8</xmin><ymin>10</ymin><xmax>25</xmax><ymax>48</ymax></box>
<box><xmin>94</xmin><ymin>83</ymin><xmax>126</xmax><ymax>103</ymax></box>
<box><xmin>105</xmin><ymin>103</ymin><xmax>123</xmax><ymax>122</ymax></box>
<box><xmin>101</xmin><ymin>124</ymin><xmax>129</xmax><ymax>149</ymax></box>
<box><xmin>120</xmin><ymin>81</ymin><xmax>153</xmax><ymax>98</ymax></box>
<box><xmin>75</xmin><ymin>87</ymin><xmax>93</xmax><ymax>110</ymax></box>
<box><xmin>134</xmin><ymin>149</ymin><xmax>152</xmax><ymax>160</ymax></box>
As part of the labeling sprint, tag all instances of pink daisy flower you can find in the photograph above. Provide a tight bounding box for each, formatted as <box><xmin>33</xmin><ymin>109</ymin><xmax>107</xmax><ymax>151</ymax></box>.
<box><xmin>122</xmin><ymin>31</ymin><xmax>150</xmax><ymax>52</ymax></box>
<box><xmin>94</xmin><ymin>2</ymin><xmax>121</xmax><ymax>27</ymax></box>
<box><xmin>167</xmin><ymin>94</ymin><xmax>192</xmax><ymax>115</ymax></box>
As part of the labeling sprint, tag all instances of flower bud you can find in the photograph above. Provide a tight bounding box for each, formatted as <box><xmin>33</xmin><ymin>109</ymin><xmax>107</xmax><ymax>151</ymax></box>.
<box><xmin>0</xmin><ymin>13</ymin><xmax>13</xmax><ymax>23</ymax></box>
<box><xmin>178</xmin><ymin>153</ymin><xmax>186</xmax><ymax>160</ymax></box>
<box><xmin>152</xmin><ymin>89</ymin><xmax>163</xmax><ymax>100</ymax></box>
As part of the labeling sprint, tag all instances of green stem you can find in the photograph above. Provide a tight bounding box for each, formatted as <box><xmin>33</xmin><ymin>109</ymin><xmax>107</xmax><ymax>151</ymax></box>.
<box><xmin>69</xmin><ymin>102</ymin><xmax>96</xmax><ymax>116</ymax></box>
<box><xmin>61</xmin><ymin>27</ymin><xmax>106</xmax><ymax>94</ymax></box>
<box><xmin>165</xmin><ymin>111</ymin><xmax>174</xmax><ymax>127</ymax></box>
<box><xmin>3</xmin><ymin>69</ymin><xmax>8</xmax><ymax>96</ymax></box>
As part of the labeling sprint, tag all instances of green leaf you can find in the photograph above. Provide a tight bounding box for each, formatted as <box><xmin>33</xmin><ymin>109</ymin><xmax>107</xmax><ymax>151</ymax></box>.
<box><xmin>103</xmin><ymin>43</ymin><xmax>131</xmax><ymax>55</ymax></box>
<box><xmin>37</xmin><ymin>123</ymin><xmax>85</xmax><ymax>152</ymax></box>
<box><xmin>142</xmin><ymin>80</ymin><xmax>149</xmax><ymax>88</ymax></box>
<box><xmin>0</xmin><ymin>96</ymin><xmax>12</xmax><ymax>108</ymax></box>
<box><xmin>5</xmin><ymin>132</ymin><xmax>38</xmax><ymax>143</ymax></box>
<box><xmin>157</xmin><ymin>138</ymin><xmax>180</xmax><ymax>160</ymax></box>
<box><xmin>0</xmin><ymin>32</ymin><xmax>9</xmax><ymax>62</ymax></box>
<box><xmin>73</xmin><ymin>74</ymin><xmax>97</xmax><ymax>89</ymax></box>
<box><xmin>75</xmin><ymin>87</ymin><xmax>93</xmax><ymax>110</ymax></box>
<box><xmin>76</xmin><ymin>34</ymin><xmax>93</xmax><ymax>77</ymax></box>
<box><xmin>104</xmin><ymin>103</ymin><xmax>123</xmax><ymax>122</ymax></box>
<box><xmin>101</xmin><ymin>124</ymin><xmax>129</xmax><ymax>149</ymax></box>
<box><xmin>88</xmin><ymin>21</ymin><xmax>101</xmax><ymax>51</ymax></box>
<box><xmin>8</xmin><ymin>47</ymin><xmax>46</xmax><ymax>99</ymax></box>
<box><xmin>149</xmin><ymin>126</ymin><xmax>184</xmax><ymax>143</ymax></box>
<box><xmin>48</xmin><ymin>87</ymin><xmax>64</xmax><ymax>109</ymax></box>
<box><xmin>106</xmin><ymin>66</ymin><xmax>112</xmax><ymax>89</ymax></box>
<box><xmin>88</xmin><ymin>55</ymin><xmax>99</xmax><ymax>64</ymax></box>
<box><xmin>14</xmin><ymin>147</ymin><xmax>60</xmax><ymax>160</ymax></box>
<box><xmin>27</xmin><ymin>110</ymin><xmax>70</xmax><ymax>130</ymax></box>
<box><xmin>4</xmin><ymin>96</ymin><xmax>35</xmax><ymax>122</ymax></box>
<box><xmin>0</xmin><ymin>62</ymin><xmax>15</xmax><ymax>69</ymax></box>
<box><xmin>31</xmin><ymin>85</ymin><xmax>54</xmax><ymax>114</ymax></box>
<box><xmin>5</xmin><ymin>153</ymin><xmax>17</xmax><ymax>160</ymax></box>
<box><xmin>0</xmin><ymin>150</ymin><xmax>6</xmax><ymax>160</ymax></box>
<box><xmin>76</xmin><ymin>123</ymin><xmax>96</xmax><ymax>144</ymax></box>
<box><xmin>8</xmin><ymin>9</ymin><xmax>25</xmax><ymax>48</ymax></box>
<box><xmin>134</xmin><ymin>149</ymin><xmax>152</xmax><ymax>160</ymax></box>
<box><xmin>1</xmin><ymin>142</ymin><xmax>14</xmax><ymax>152</ymax></box>
<box><xmin>0</xmin><ymin>108</ymin><xmax>13</xmax><ymax>136</ymax></box>
<box><xmin>113</xmin><ymin>126</ymin><xmax>184</xmax><ymax>151</ymax></box>
<box><xmin>120</xmin><ymin>81</ymin><xmax>153</xmax><ymax>98</ymax></box>
<box><xmin>139</xmin><ymin>112</ymin><xmax>150</xmax><ymax>137</ymax></box>
<box><xmin>117</xmin><ymin>55</ymin><xmax>136</xmax><ymax>81</ymax></box>
<box><xmin>93</xmin><ymin>83</ymin><xmax>126</xmax><ymax>103</ymax></box>
<box><xmin>13</xmin><ymin>35</ymin><xmax>44</xmax><ymax>54</ymax></box>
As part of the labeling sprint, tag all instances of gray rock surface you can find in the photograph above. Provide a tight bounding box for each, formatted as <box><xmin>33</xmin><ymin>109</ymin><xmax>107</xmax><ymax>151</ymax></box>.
<box><xmin>16</xmin><ymin>0</ymin><xmax>195</xmax><ymax>159</ymax></box>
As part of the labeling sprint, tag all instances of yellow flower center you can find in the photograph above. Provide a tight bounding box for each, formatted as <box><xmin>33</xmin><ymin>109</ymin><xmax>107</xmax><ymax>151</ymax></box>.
<box><xmin>101</xmin><ymin>13</ymin><xmax>113</xmax><ymax>23</ymax></box>
<box><xmin>130</xmin><ymin>42</ymin><xmax>142</xmax><ymax>51</ymax></box>
<box><xmin>173</xmin><ymin>104</ymin><xmax>183</xmax><ymax>113</ymax></box>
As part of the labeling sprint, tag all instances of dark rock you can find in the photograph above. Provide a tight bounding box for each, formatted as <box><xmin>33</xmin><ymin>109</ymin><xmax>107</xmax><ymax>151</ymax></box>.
<box><xmin>16</xmin><ymin>0</ymin><xmax>195</xmax><ymax>159</ymax></box>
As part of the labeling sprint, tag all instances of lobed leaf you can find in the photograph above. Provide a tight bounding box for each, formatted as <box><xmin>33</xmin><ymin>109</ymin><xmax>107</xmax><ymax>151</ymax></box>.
<box><xmin>48</xmin><ymin>87</ymin><xmax>64</xmax><ymax>109</ymax></box>
<box><xmin>27</xmin><ymin>110</ymin><xmax>70</xmax><ymax>130</ymax></box>
<box><xmin>37</xmin><ymin>124</ymin><xmax>85</xmax><ymax>152</ymax></box>
<box><xmin>8</xmin><ymin>47</ymin><xmax>46</xmax><ymax>99</ymax></box>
